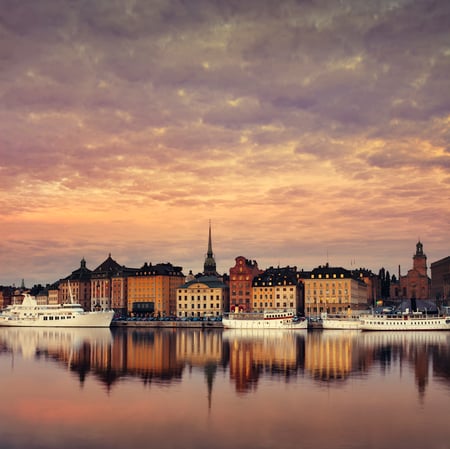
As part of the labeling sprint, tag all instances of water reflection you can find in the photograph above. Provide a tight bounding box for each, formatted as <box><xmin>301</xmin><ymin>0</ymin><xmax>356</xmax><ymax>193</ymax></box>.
<box><xmin>1</xmin><ymin>328</ymin><xmax>450</xmax><ymax>397</ymax></box>
<box><xmin>1</xmin><ymin>328</ymin><xmax>450</xmax><ymax>449</ymax></box>
<box><xmin>222</xmin><ymin>329</ymin><xmax>306</xmax><ymax>393</ymax></box>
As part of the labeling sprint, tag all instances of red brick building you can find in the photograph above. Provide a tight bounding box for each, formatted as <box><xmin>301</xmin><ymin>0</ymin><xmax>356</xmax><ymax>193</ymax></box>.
<box><xmin>398</xmin><ymin>241</ymin><xmax>431</xmax><ymax>300</ymax></box>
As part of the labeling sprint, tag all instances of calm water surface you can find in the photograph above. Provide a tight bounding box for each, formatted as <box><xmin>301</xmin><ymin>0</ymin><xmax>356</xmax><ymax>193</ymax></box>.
<box><xmin>0</xmin><ymin>327</ymin><xmax>449</xmax><ymax>449</ymax></box>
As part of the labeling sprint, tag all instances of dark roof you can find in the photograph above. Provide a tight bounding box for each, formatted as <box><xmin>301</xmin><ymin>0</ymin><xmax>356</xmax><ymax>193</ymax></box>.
<box><xmin>310</xmin><ymin>265</ymin><xmax>350</xmax><ymax>277</ymax></box>
<box><xmin>93</xmin><ymin>254</ymin><xmax>122</xmax><ymax>273</ymax></box>
<box><xmin>65</xmin><ymin>258</ymin><xmax>92</xmax><ymax>281</ymax></box>
<box><xmin>179</xmin><ymin>275</ymin><xmax>227</xmax><ymax>289</ymax></box>
<box><xmin>134</xmin><ymin>262</ymin><xmax>184</xmax><ymax>277</ymax></box>
<box><xmin>253</xmin><ymin>266</ymin><xmax>299</xmax><ymax>286</ymax></box>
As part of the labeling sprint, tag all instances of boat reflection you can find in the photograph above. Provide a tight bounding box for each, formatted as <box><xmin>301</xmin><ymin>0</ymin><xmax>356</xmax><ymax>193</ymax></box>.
<box><xmin>0</xmin><ymin>327</ymin><xmax>112</xmax><ymax>359</ymax></box>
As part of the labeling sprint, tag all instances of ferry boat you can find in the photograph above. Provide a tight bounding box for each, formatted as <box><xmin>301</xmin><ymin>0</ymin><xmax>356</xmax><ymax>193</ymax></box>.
<box><xmin>320</xmin><ymin>311</ymin><xmax>369</xmax><ymax>330</ymax></box>
<box><xmin>0</xmin><ymin>293</ymin><xmax>114</xmax><ymax>328</ymax></box>
<box><xmin>360</xmin><ymin>312</ymin><xmax>450</xmax><ymax>331</ymax></box>
<box><xmin>321</xmin><ymin>316</ymin><xmax>363</xmax><ymax>330</ymax></box>
<box><xmin>222</xmin><ymin>309</ymin><xmax>308</xmax><ymax>330</ymax></box>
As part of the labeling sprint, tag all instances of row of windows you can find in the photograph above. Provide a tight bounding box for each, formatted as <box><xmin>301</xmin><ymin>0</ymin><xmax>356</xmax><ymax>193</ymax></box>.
<box><xmin>253</xmin><ymin>302</ymin><xmax>294</xmax><ymax>308</ymax></box>
<box><xmin>306</xmin><ymin>298</ymin><xmax>349</xmax><ymax>303</ymax></box>
<box><xmin>306</xmin><ymin>282</ymin><xmax>349</xmax><ymax>288</ymax></box>
<box><xmin>308</xmin><ymin>290</ymin><xmax>349</xmax><ymax>295</ymax></box>
<box><xmin>182</xmin><ymin>303</ymin><xmax>221</xmax><ymax>309</ymax></box>
<box><xmin>311</xmin><ymin>273</ymin><xmax>345</xmax><ymax>279</ymax></box>
<box><xmin>42</xmin><ymin>315</ymin><xmax>74</xmax><ymax>320</ymax></box>
<box><xmin>254</xmin><ymin>294</ymin><xmax>294</xmax><ymax>300</ymax></box>
<box><xmin>178</xmin><ymin>295</ymin><xmax>222</xmax><ymax>301</ymax></box>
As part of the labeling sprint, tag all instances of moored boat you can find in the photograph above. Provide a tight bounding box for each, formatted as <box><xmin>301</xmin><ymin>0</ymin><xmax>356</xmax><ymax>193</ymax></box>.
<box><xmin>321</xmin><ymin>316</ymin><xmax>363</xmax><ymax>330</ymax></box>
<box><xmin>0</xmin><ymin>293</ymin><xmax>114</xmax><ymax>328</ymax></box>
<box><xmin>320</xmin><ymin>311</ymin><xmax>369</xmax><ymax>330</ymax></box>
<box><xmin>222</xmin><ymin>309</ymin><xmax>308</xmax><ymax>330</ymax></box>
<box><xmin>360</xmin><ymin>312</ymin><xmax>450</xmax><ymax>331</ymax></box>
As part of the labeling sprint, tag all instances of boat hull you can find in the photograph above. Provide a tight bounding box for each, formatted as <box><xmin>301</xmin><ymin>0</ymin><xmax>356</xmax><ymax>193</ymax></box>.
<box><xmin>360</xmin><ymin>316</ymin><xmax>450</xmax><ymax>331</ymax></box>
<box><xmin>0</xmin><ymin>311</ymin><xmax>114</xmax><ymax>328</ymax></box>
<box><xmin>321</xmin><ymin>318</ymin><xmax>362</xmax><ymax>330</ymax></box>
<box><xmin>222</xmin><ymin>317</ymin><xmax>308</xmax><ymax>330</ymax></box>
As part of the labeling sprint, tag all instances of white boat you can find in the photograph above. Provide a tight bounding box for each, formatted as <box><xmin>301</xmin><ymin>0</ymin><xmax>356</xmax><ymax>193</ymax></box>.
<box><xmin>360</xmin><ymin>312</ymin><xmax>450</xmax><ymax>331</ymax></box>
<box><xmin>0</xmin><ymin>293</ymin><xmax>114</xmax><ymax>328</ymax></box>
<box><xmin>321</xmin><ymin>316</ymin><xmax>362</xmax><ymax>330</ymax></box>
<box><xmin>222</xmin><ymin>310</ymin><xmax>308</xmax><ymax>330</ymax></box>
<box><xmin>320</xmin><ymin>312</ymin><xmax>368</xmax><ymax>330</ymax></box>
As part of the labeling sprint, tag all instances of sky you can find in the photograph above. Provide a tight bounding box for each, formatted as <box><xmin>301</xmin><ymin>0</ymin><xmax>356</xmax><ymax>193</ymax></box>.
<box><xmin>1</xmin><ymin>0</ymin><xmax>449</xmax><ymax>287</ymax></box>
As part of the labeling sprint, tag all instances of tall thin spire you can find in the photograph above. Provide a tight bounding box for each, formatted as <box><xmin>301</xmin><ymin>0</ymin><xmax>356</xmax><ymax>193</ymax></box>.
<box><xmin>207</xmin><ymin>219</ymin><xmax>213</xmax><ymax>258</ymax></box>
<box><xmin>203</xmin><ymin>220</ymin><xmax>217</xmax><ymax>276</ymax></box>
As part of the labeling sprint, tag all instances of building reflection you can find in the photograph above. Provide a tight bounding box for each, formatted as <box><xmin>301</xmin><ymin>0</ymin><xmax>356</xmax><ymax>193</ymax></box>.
<box><xmin>305</xmin><ymin>330</ymin><xmax>368</xmax><ymax>381</ymax></box>
<box><xmin>359</xmin><ymin>332</ymin><xmax>450</xmax><ymax>399</ymax></box>
<box><xmin>222</xmin><ymin>329</ymin><xmax>306</xmax><ymax>393</ymax></box>
<box><xmin>1</xmin><ymin>328</ymin><xmax>449</xmax><ymax>400</ymax></box>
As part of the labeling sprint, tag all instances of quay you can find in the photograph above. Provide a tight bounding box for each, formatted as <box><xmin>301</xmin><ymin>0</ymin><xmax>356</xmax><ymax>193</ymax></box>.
<box><xmin>111</xmin><ymin>320</ymin><xmax>323</xmax><ymax>329</ymax></box>
<box><xmin>112</xmin><ymin>320</ymin><xmax>224</xmax><ymax>329</ymax></box>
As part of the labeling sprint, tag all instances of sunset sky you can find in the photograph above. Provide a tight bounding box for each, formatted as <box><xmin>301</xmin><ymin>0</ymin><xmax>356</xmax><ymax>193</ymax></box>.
<box><xmin>1</xmin><ymin>0</ymin><xmax>449</xmax><ymax>287</ymax></box>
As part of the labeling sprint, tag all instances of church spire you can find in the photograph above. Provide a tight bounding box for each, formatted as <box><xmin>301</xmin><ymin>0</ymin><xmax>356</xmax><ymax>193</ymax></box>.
<box><xmin>203</xmin><ymin>220</ymin><xmax>218</xmax><ymax>276</ymax></box>
<box><xmin>207</xmin><ymin>220</ymin><xmax>213</xmax><ymax>258</ymax></box>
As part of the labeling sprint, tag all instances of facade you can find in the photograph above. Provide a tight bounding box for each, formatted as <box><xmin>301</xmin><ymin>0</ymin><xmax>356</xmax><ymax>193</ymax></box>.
<box><xmin>352</xmin><ymin>268</ymin><xmax>381</xmax><ymax>306</ymax></box>
<box><xmin>127</xmin><ymin>263</ymin><xmax>185</xmax><ymax>317</ymax></box>
<box><xmin>430</xmin><ymin>256</ymin><xmax>450</xmax><ymax>301</ymax></box>
<box><xmin>59</xmin><ymin>258</ymin><xmax>92</xmax><ymax>310</ymax></box>
<box><xmin>176</xmin><ymin>276</ymin><xmax>229</xmax><ymax>318</ymax></box>
<box><xmin>111</xmin><ymin>268</ymin><xmax>137</xmax><ymax>317</ymax></box>
<box><xmin>0</xmin><ymin>286</ymin><xmax>12</xmax><ymax>309</ymax></box>
<box><xmin>397</xmin><ymin>241</ymin><xmax>431</xmax><ymax>300</ymax></box>
<box><xmin>303</xmin><ymin>264</ymin><xmax>368</xmax><ymax>317</ymax></box>
<box><xmin>252</xmin><ymin>266</ymin><xmax>303</xmax><ymax>314</ymax></box>
<box><xmin>229</xmin><ymin>256</ymin><xmax>262</xmax><ymax>312</ymax></box>
<box><xmin>90</xmin><ymin>254</ymin><xmax>123</xmax><ymax>311</ymax></box>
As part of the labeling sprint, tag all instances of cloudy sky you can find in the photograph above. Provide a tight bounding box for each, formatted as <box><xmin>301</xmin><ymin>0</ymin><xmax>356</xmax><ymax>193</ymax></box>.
<box><xmin>1</xmin><ymin>0</ymin><xmax>449</xmax><ymax>287</ymax></box>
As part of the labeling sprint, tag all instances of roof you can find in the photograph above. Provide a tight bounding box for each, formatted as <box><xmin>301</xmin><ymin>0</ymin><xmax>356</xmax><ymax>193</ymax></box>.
<box><xmin>179</xmin><ymin>275</ymin><xmax>227</xmax><ymax>289</ymax></box>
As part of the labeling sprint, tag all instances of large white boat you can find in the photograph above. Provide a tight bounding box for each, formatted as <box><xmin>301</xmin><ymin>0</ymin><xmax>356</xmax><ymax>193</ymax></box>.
<box><xmin>360</xmin><ymin>312</ymin><xmax>450</xmax><ymax>331</ymax></box>
<box><xmin>0</xmin><ymin>293</ymin><xmax>114</xmax><ymax>328</ymax></box>
<box><xmin>222</xmin><ymin>310</ymin><xmax>308</xmax><ymax>330</ymax></box>
<box><xmin>321</xmin><ymin>316</ymin><xmax>362</xmax><ymax>330</ymax></box>
<box><xmin>320</xmin><ymin>312</ymin><xmax>369</xmax><ymax>330</ymax></box>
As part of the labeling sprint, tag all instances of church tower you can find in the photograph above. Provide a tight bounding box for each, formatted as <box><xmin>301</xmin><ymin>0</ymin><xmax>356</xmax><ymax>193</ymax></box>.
<box><xmin>203</xmin><ymin>221</ymin><xmax>218</xmax><ymax>276</ymax></box>
<box><xmin>413</xmin><ymin>240</ymin><xmax>427</xmax><ymax>277</ymax></box>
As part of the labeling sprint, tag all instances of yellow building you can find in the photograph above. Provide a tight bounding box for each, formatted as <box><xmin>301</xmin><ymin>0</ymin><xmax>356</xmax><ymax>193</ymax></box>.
<box><xmin>128</xmin><ymin>263</ymin><xmax>185</xmax><ymax>317</ymax></box>
<box><xmin>176</xmin><ymin>275</ymin><xmax>229</xmax><ymax>319</ymax></box>
<box><xmin>303</xmin><ymin>264</ymin><xmax>368</xmax><ymax>317</ymax></box>
<box><xmin>252</xmin><ymin>266</ymin><xmax>302</xmax><ymax>314</ymax></box>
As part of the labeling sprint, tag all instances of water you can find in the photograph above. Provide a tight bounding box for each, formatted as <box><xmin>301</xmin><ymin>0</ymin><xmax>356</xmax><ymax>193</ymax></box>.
<box><xmin>0</xmin><ymin>327</ymin><xmax>449</xmax><ymax>449</ymax></box>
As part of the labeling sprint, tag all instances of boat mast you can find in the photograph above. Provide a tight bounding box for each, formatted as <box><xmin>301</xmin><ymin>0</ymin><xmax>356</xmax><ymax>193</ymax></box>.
<box><xmin>68</xmin><ymin>280</ymin><xmax>74</xmax><ymax>304</ymax></box>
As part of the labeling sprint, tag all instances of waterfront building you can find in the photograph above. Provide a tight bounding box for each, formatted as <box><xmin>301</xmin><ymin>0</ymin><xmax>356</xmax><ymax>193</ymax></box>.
<box><xmin>0</xmin><ymin>286</ymin><xmax>12</xmax><ymax>309</ymax></box>
<box><xmin>47</xmin><ymin>283</ymin><xmax>59</xmax><ymax>305</ymax></box>
<box><xmin>59</xmin><ymin>258</ymin><xmax>92</xmax><ymax>310</ymax></box>
<box><xmin>252</xmin><ymin>266</ymin><xmax>303</xmax><ymax>314</ymax></box>
<box><xmin>394</xmin><ymin>241</ymin><xmax>431</xmax><ymax>300</ymax></box>
<box><xmin>229</xmin><ymin>256</ymin><xmax>263</xmax><ymax>312</ymax></box>
<box><xmin>90</xmin><ymin>254</ymin><xmax>124</xmax><ymax>311</ymax></box>
<box><xmin>303</xmin><ymin>264</ymin><xmax>368</xmax><ymax>317</ymax></box>
<box><xmin>352</xmin><ymin>268</ymin><xmax>381</xmax><ymax>306</ymax></box>
<box><xmin>430</xmin><ymin>256</ymin><xmax>450</xmax><ymax>301</ymax></box>
<box><xmin>128</xmin><ymin>262</ymin><xmax>185</xmax><ymax>317</ymax></box>
<box><xmin>176</xmin><ymin>275</ymin><xmax>229</xmax><ymax>318</ymax></box>
<box><xmin>111</xmin><ymin>267</ymin><xmax>137</xmax><ymax>317</ymax></box>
